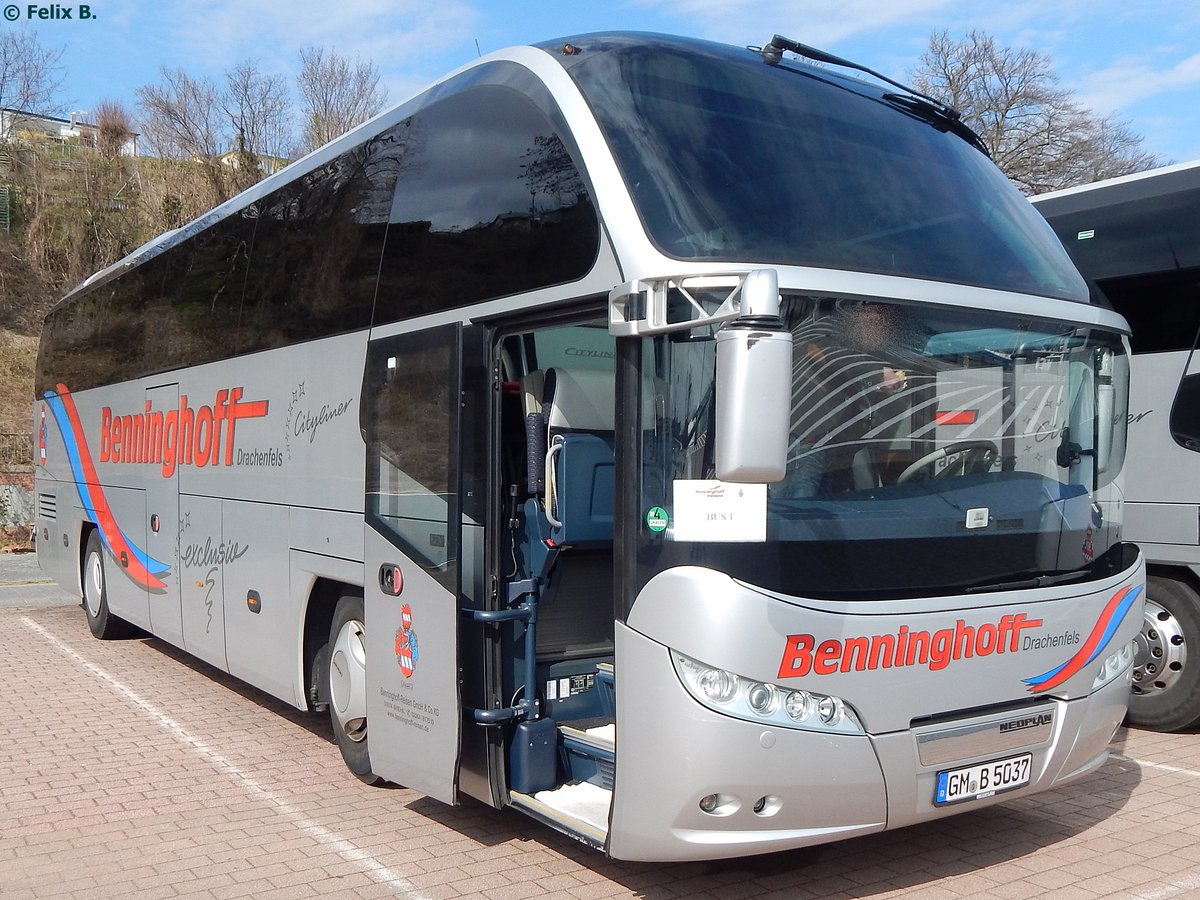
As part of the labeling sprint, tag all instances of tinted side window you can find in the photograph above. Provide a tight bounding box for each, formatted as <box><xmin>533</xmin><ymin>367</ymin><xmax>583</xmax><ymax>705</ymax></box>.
<box><xmin>38</xmin><ymin>124</ymin><xmax>412</xmax><ymax>394</ymax></box>
<box><xmin>373</xmin><ymin>85</ymin><xmax>599</xmax><ymax>326</ymax></box>
<box><xmin>241</xmin><ymin>123</ymin><xmax>412</xmax><ymax>351</ymax></box>
<box><xmin>38</xmin><ymin>268</ymin><xmax>148</xmax><ymax>394</ymax></box>
<box><xmin>155</xmin><ymin>208</ymin><xmax>257</xmax><ymax>371</ymax></box>
<box><xmin>39</xmin><ymin>208</ymin><xmax>257</xmax><ymax>395</ymax></box>
<box><xmin>1099</xmin><ymin>270</ymin><xmax>1200</xmax><ymax>354</ymax></box>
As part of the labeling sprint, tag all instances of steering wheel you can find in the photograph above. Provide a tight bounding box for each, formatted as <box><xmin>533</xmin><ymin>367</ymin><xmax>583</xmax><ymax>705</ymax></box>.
<box><xmin>896</xmin><ymin>440</ymin><xmax>999</xmax><ymax>484</ymax></box>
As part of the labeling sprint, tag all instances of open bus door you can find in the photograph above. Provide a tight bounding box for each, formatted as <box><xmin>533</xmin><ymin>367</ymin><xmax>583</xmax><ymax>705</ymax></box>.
<box><xmin>358</xmin><ymin>323</ymin><xmax>468</xmax><ymax>803</ymax></box>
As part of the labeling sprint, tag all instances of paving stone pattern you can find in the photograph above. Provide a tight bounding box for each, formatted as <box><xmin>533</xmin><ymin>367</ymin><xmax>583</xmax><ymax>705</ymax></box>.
<box><xmin>2</xmin><ymin>600</ymin><xmax>1200</xmax><ymax>899</ymax></box>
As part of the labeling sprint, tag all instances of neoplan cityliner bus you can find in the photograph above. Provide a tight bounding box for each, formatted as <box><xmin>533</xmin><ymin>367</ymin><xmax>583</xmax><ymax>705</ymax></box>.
<box><xmin>1034</xmin><ymin>162</ymin><xmax>1200</xmax><ymax>731</ymax></box>
<box><xmin>35</xmin><ymin>33</ymin><xmax>1144</xmax><ymax>861</ymax></box>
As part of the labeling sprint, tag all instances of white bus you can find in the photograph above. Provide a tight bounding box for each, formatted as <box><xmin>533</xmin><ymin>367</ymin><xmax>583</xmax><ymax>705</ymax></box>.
<box><xmin>1034</xmin><ymin>162</ymin><xmax>1200</xmax><ymax>731</ymax></box>
<box><xmin>34</xmin><ymin>32</ymin><xmax>1144</xmax><ymax>861</ymax></box>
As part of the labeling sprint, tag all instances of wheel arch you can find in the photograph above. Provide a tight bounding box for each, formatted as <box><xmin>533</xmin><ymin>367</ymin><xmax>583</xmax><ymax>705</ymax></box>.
<box><xmin>302</xmin><ymin>576</ymin><xmax>363</xmax><ymax>711</ymax></box>
<box><xmin>1130</xmin><ymin>568</ymin><xmax>1200</xmax><ymax>731</ymax></box>
<box><xmin>76</xmin><ymin>519</ymin><xmax>97</xmax><ymax>600</ymax></box>
<box><xmin>1146</xmin><ymin>561</ymin><xmax>1200</xmax><ymax>598</ymax></box>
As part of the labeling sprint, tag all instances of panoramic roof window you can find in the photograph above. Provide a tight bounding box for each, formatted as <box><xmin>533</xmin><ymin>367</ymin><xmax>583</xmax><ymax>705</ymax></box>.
<box><xmin>552</xmin><ymin>34</ymin><xmax>1087</xmax><ymax>302</ymax></box>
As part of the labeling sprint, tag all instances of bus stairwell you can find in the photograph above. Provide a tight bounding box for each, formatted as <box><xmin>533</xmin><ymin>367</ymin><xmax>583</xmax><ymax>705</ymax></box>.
<box><xmin>494</xmin><ymin>360</ymin><xmax>618</xmax><ymax>843</ymax></box>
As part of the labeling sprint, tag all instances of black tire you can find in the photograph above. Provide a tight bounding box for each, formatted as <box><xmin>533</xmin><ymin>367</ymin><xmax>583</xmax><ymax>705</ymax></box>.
<box><xmin>81</xmin><ymin>530</ymin><xmax>136</xmax><ymax>640</ymax></box>
<box><xmin>1129</xmin><ymin>575</ymin><xmax>1200</xmax><ymax>732</ymax></box>
<box><xmin>327</xmin><ymin>594</ymin><xmax>382</xmax><ymax>785</ymax></box>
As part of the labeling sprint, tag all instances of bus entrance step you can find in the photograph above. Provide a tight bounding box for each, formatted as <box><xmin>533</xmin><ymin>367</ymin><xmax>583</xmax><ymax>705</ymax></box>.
<box><xmin>510</xmin><ymin>782</ymin><xmax>610</xmax><ymax>848</ymax></box>
<box><xmin>559</xmin><ymin>720</ymin><xmax>615</xmax><ymax>789</ymax></box>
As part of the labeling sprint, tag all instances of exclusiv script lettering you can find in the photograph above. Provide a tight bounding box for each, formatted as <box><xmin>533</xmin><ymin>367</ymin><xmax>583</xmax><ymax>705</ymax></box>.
<box><xmin>181</xmin><ymin>536</ymin><xmax>250</xmax><ymax>569</ymax></box>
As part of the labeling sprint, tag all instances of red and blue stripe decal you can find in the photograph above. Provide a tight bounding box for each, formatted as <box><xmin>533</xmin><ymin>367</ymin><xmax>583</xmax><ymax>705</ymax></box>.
<box><xmin>1023</xmin><ymin>583</ymin><xmax>1143</xmax><ymax>693</ymax></box>
<box><xmin>44</xmin><ymin>384</ymin><xmax>171</xmax><ymax>591</ymax></box>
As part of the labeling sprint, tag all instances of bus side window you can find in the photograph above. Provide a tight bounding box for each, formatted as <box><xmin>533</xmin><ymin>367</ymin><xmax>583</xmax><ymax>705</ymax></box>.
<box><xmin>372</xmin><ymin>83</ymin><xmax>600</xmax><ymax>327</ymax></box>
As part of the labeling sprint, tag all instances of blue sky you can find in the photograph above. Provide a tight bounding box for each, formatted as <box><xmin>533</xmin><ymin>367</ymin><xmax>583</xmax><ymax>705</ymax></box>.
<box><xmin>10</xmin><ymin>0</ymin><xmax>1200</xmax><ymax>166</ymax></box>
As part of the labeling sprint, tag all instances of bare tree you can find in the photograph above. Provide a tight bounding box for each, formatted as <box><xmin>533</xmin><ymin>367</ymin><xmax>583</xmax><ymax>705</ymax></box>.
<box><xmin>136</xmin><ymin>68</ymin><xmax>229</xmax><ymax>205</ymax></box>
<box><xmin>223</xmin><ymin>61</ymin><xmax>294</xmax><ymax>172</ymax></box>
<box><xmin>136</xmin><ymin>60</ymin><xmax>300</xmax><ymax>208</ymax></box>
<box><xmin>0</xmin><ymin>31</ymin><xmax>65</xmax><ymax>138</ymax></box>
<box><xmin>296</xmin><ymin>46</ymin><xmax>387</xmax><ymax>153</ymax></box>
<box><xmin>911</xmin><ymin>30</ymin><xmax>1160</xmax><ymax>194</ymax></box>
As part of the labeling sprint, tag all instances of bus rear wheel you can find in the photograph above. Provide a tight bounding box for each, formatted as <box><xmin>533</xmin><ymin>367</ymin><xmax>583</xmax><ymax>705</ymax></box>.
<box><xmin>1129</xmin><ymin>575</ymin><xmax>1200</xmax><ymax>732</ymax></box>
<box><xmin>82</xmin><ymin>530</ymin><xmax>135</xmax><ymax>640</ymax></box>
<box><xmin>328</xmin><ymin>594</ymin><xmax>382</xmax><ymax>784</ymax></box>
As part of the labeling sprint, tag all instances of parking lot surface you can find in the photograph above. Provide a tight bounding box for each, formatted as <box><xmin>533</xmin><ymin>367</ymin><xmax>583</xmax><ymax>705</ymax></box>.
<box><xmin>4</xmin><ymin>555</ymin><xmax>1200</xmax><ymax>899</ymax></box>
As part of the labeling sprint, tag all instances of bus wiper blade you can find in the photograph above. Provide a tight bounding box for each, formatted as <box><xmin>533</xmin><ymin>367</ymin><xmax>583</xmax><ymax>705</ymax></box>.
<box><xmin>880</xmin><ymin>93</ymin><xmax>990</xmax><ymax>156</ymax></box>
<box><xmin>758</xmin><ymin>34</ymin><xmax>989</xmax><ymax>155</ymax></box>
<box><xmin>965</xmin><ymin>570</ymin><xmax>1089</xmax><ymax>594</ymax></box>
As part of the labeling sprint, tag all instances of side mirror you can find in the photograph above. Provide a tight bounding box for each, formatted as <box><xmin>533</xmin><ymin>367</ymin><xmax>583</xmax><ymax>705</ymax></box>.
<box><xmin>1170</xmin><ymin>371</ymin><xmax>1200</xmax><ymax>452</ymax></box>
<box><xmin>714</xmin><ymin>270</ymin><xmax>793</xmax><ymax>482</ymax></box>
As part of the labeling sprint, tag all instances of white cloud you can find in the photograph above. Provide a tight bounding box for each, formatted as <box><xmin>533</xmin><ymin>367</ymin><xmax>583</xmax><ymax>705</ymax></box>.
<box><xmin>163</xmin><ymin>0</ymin><xmax>480</xmax><ymax>96</ymax></box>
<box><xmin>1074</xmin><ymin>51</ymin><xmax>1200</xmax><ymax>115</ymax></box>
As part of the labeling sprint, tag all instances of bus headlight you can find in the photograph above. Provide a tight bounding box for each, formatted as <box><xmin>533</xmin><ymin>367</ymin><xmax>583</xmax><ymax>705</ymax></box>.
<box><xmin>745</xmin><ymin>682</ymin><xmax>779</xmax><ymax>715</ymax></box>
<box><xmin>1092</xmin><ymin>640</ymin><xmax>1136</xmax><ymax>691</ymax></box>
<box><xmin>698</xmin><ymin>667</ymin><xmax>738</xmax><ymax>703</ymax></box>
<box><xmin>671</xmin><ymin>650</ymin><xmax>864</xmax><ymax>734</ymax></box>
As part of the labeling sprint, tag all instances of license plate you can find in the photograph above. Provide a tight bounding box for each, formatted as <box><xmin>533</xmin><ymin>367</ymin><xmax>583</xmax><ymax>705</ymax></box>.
<box><xmin>935</xmin><ymin>753</ymin><xmax>1032</xmax><ymax>806</ymax></box>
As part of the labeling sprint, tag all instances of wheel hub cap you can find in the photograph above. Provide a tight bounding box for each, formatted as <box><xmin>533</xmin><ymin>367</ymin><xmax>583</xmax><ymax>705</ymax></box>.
<box><xmin>1132</xmin><ymin>598</ymin><xmax>1187</xmax><ymax>696</ymax></box>
<box><xmin>84</xmin><ymin>552</ymin><xmax>104</xmax><ymax>617</ymax></box>
<box><xmin>330</xmin><ymin>619</ymin><xmax>368</xmax><ymax>742</ymax></box>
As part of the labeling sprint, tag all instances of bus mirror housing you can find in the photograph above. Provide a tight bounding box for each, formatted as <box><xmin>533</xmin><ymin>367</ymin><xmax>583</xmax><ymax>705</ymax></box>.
<box><xmin>714</xmin><ymin>269</ymin><xmax>793</xmax><ymax>483</ymax></box>
<box><xmin>607</xmin><ymin>267</ymin><xmax>793</xmax><ymax>482</ymax></box>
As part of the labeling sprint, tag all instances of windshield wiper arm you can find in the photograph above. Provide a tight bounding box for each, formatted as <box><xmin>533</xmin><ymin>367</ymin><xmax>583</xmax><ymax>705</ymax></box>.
<box><xmin>965</xmin><ymin>570</ymin><xmax>1089</xmax><ymax>594</ymax></box>
<box><xmin>758</xmin><ymin>34</ymin><xmax>989</xmax><ymax>155</ymax></box>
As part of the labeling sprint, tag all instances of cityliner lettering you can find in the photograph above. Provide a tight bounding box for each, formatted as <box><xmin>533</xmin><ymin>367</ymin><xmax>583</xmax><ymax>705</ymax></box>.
<box><xmin>777</xmin><ymin>614</ymin><xmax>1043</xmax><ymax>679</ymax></box>
<box><xmin>98</xmin><ymin>388</ymin><xmax>269</xmax><ymax>478</ymax></box>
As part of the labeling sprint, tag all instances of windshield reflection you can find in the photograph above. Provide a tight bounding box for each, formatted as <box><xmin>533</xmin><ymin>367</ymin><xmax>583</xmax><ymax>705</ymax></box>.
<box><xmin>638</xmin><ymin>294</ymin><xmax>1130</xmax><ymax>600</ymax></box>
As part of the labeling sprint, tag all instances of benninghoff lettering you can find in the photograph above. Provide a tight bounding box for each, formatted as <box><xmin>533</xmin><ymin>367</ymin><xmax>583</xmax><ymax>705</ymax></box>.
<box><xmin>99</xmin><ymin>387</ymin><xmax>269</xmax><ymax>478</ymax></box>
<box><xmin>777</xmin><ymin>614</ymin><xmax>1043</xmax><ymax>678</ymax></box>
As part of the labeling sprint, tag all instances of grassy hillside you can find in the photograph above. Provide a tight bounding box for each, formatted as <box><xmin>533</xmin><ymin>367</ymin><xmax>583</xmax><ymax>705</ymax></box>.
<box><xmin>0</xmin><ymin>234</ymin><xmax>57</xmax><ymax>547</ymax></box>
<box><xmin>0</xmin><ymin>330</ymin><xmax>38</xmax><ymax>434</ymax></box>
<box><xmin>0</xmin><ymin>233</ymin><xmax>58</xmax><ymax>434</ymax></box>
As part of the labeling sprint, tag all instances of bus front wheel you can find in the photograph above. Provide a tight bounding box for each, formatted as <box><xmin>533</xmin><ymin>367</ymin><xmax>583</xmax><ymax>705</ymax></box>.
<box><xmin>82</xmin><ymin>530</ymin><xmax>135</xmax><ymax>640</ymax></box>
<box><xmin>328</xmin><ymin>594</ymin><xmax>382</xmax><ymax>784</ymax></box>
<box><xmin>1129</xmin><ymin>575</ymin><xmax>1200</xmax><ymax>732</ymax></box>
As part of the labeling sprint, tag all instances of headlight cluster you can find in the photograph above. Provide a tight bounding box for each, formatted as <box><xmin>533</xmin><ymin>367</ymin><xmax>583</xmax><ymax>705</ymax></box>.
<box><xmin>1092</xmin><ymin>640</ymin><xmax>1136</xmax><ymax>691</ymax></box>
<box><xmin>671</xmin><ymin>650</ymin><xmax>865</xmax><ymax>735</ymax></box>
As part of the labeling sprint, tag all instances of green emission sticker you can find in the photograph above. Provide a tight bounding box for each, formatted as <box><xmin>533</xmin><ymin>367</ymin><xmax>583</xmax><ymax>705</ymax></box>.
<box><xmin>646</xmin><ymin>506</ymin><xmax>669</xmax><ymax>533</ymax></box>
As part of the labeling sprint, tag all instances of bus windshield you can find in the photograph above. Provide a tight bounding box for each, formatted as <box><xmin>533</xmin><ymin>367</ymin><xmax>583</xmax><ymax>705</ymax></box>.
<box><xmin>557</xmin><ymin>34</ymin><xmax>1087</xmax><ymax>301</ymax></box>
<box><xmin>636</xmin><ymin>295</ymin><xmax>1130</xmax><ymax>600</ymax></box>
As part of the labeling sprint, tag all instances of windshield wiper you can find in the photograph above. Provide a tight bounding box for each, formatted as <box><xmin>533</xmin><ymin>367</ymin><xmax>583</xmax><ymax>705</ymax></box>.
<box><xmin>878</xmin><ymin>93</ymin><xmax>990</xmax><ymax>155</ymax></box>
<box><xmin>964</xmin><ymin>570</ymin><xmax>1089</xmax><ymax>594</ymax></box>
<box><xmin>756</xmin><ymin>34</ymin><xmax>989</xmax><ymax>155</ymax></box>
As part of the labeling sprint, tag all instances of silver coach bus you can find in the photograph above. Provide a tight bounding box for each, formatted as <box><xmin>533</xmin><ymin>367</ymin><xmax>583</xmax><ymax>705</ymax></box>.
<box><xmin>35</xmin><ymin>33</ymin><xmax>1143</xmax><ymax>861</ymax></box>
<box><xmin>1035</xmin><ymin>162</ymin><xmax>1200</xmax><ymax>732</ymax></box>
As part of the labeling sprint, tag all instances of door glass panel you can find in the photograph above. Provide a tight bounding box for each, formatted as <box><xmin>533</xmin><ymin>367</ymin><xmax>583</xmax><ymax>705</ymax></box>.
<box><xmin>364</xmin><ymin>325</ymin><xmax>459</xmax><ymax>588</ymax></box>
